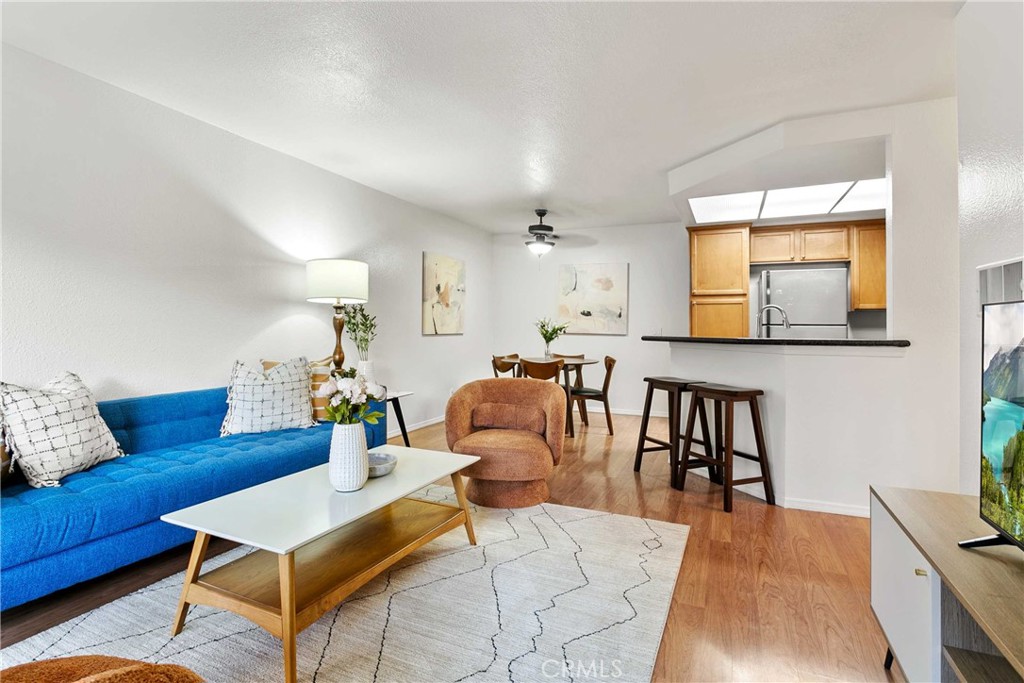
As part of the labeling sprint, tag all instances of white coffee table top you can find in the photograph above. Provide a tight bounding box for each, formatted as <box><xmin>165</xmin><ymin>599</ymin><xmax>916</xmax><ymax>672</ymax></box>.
<box><xmin>161</xmin><ymin>445</ymin><xmax>478</xmax><ymax>555</ymax></box>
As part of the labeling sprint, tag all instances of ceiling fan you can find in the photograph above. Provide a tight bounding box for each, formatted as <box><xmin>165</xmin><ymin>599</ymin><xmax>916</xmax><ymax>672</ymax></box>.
<box><xmin>524</xmin><ymin>209</ymin><xmax>559</xmax><ymax>256</ymax></box>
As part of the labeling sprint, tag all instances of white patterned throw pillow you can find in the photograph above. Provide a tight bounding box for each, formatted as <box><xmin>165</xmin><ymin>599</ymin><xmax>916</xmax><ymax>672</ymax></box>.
<box><xmin>0</xmin><ymin>372</ymin><xmax>124</xmax><ymax>488</ymax></box>
<box><xmin>221</xmin><ymin>357</ymin><xmax>315</xmax><ymax>436</ymax></box>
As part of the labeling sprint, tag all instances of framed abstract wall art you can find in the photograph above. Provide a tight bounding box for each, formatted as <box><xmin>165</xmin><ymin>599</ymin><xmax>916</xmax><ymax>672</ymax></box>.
<box><xmin>557</xmin><ymin>263</ymin><xmax>629</xmax><ymax>335</ymax></box>
<box><xmin>422</xmin><ymin>252</ymin><xmax>465</xmax><ymax>335</ymax></box>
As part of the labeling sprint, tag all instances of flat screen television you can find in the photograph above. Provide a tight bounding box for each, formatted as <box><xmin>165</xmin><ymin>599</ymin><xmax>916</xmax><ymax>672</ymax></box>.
<box><xmin>974</xmin><ymin>299</ymin><xmax>1024</xmax><ymax>550</ymax></box>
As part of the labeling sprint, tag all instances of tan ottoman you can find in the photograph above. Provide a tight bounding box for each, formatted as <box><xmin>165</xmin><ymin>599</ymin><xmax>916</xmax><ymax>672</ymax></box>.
<box><xmin>1</xmin><ymin>655</ymin><xmax>203</xmax><ymax>683</ymax></box>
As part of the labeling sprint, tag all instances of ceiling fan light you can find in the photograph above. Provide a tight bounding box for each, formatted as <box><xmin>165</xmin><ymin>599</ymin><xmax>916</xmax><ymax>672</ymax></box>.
<box><xmin>526</xmin><ymin>237</ymin><xmax>553</xmax><ymax>256</ymax></box>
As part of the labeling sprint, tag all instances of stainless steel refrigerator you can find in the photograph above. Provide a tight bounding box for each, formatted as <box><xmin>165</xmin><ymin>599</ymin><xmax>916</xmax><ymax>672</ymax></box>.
<box><xmin>757</xmin><ymin>267</ymin><xmax>849</xmax><ymax>339</ymax></box>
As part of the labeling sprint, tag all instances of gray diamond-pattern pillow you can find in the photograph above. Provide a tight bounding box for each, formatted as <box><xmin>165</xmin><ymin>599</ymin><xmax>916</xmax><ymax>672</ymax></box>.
<box><xmin>221</xmin><ymin>357</ymin><xmax>315</xmax><ymax>436</ymax></box>
<box><xmin>0</xmin><ymin>372</ymin><xmax>124</xmax><ymax>488</ymax></box>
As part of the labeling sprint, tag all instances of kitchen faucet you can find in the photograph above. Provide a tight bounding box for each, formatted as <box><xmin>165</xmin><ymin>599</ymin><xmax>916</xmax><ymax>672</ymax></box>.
<box><xmin>756</xmin><ymin>304</ymin><xmax>791</xmax><ymax>338</ymax></box>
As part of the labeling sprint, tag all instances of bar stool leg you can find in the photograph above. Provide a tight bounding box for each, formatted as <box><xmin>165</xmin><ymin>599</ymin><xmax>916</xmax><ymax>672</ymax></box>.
<box><xmin>723</xmin><ymin>400</ymin><xmax>735</xmax><ymax>513</ymax></box>
<box><xmin>676</xmin><ymin>390</ymin><xmax>699</xmax><ymax>491</ymax></box>
<box><xmin>695</xmin><ymin>398</ymin><xmax>721</xmax><ymax>485</ymax></box>
<box><xmin>634</xmin><ymin>383</ymin><xmax>655</xmax><ymax>471</ymax></box>
<box><xmin>713</xmin><ymin>400</ymin><xmax>724</xmax><ymax>472</ymax></box>
<box><xmin>668</xmin><ymin>389</ymin><xmax>683</xmax><ymax>489</ymax></box>
<box><xmin>749</xmin><ymin>396</ymin><xmax>776</xmax><ymax>505</ymax></box>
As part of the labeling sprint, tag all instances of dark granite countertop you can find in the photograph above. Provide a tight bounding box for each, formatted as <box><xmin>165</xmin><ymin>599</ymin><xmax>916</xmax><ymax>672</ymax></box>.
<box><xmin>641</xmin><ymin>335</ymin><xmax>911</xmax><ymax>347</ymax></box>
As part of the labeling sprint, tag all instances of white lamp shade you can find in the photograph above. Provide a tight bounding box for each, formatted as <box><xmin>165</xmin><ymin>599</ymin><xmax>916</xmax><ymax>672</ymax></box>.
<box><xmin>306</xmin><ymin>259</ymin><xmax>369</xmax><ymax>304</ymax></box>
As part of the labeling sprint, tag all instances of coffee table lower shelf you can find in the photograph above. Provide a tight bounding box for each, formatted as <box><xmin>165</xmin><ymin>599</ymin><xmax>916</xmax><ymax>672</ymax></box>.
<box><xmin>169</xmin><ymin>494</ymin><xmax>476</xmax><ymax>683</ymax></box>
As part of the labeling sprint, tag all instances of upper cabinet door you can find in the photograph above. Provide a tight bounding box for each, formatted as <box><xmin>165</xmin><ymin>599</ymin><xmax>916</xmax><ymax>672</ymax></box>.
<box><xmin>799</xmin><ymin>225</ymin><xmax>850</xmax><ymax>261</ymax></box>
<box><xmin>690</xmin><ymin>225</ymin><xmax>750</xmax><ymax>295</ymax></box>
<box><xmin>851</xmin><ymin>223</ymin><xmax>887</xmax><ymax>309</ymax></box>
<box><xmin>750</xmin><ymin>229</ymin><xmax>797</xmax><ymax>263</ymax></box>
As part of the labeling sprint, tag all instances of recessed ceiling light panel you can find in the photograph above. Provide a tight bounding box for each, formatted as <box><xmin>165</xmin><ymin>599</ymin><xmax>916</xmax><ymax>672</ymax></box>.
<box><xmin>688</xmin><ymin>191</ymin><xmax>764</xmax><ymax>223</ymax></box>
<box><xmin>832</xmin><ymin>178</ymin><xmax>887</xmax><ymax>213</ymax></box>
<box><xmin>760</xmin><ymin>181</ymin><xmax>854</xmax><ymax>219</ymax></box>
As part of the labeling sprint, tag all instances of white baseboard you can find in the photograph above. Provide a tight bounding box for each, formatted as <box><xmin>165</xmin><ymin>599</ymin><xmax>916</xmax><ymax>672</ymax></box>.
<box><xmin>783</xmin><ymin>497</ymin><xmax>869</xmax><ymax>518</ymax></box>
<box><xmin>683</xmin><ymin>469</ymin><xmax>868</xmax><ymax>517</ymax></box>
<box><xmin>387</xmin><ymin>414</ymin><xmax>444</xmax><ymax>440</ymax></box>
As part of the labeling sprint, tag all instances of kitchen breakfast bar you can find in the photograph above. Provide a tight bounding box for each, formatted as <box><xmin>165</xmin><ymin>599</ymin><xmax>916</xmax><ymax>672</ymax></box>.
<box><xmin>642</xmin><ymin>335</ymin><xmax>920</xmax><ymax>517</ymax></box>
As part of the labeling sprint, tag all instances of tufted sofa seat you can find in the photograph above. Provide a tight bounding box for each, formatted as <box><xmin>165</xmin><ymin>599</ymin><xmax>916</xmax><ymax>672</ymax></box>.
<box><xmin>0</xmin><ymin>387</ymin><xmax>386</xmax><ymax>611</ymax></box>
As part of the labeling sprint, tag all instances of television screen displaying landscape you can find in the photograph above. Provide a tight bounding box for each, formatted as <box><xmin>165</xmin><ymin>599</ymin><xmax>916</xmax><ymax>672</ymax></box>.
<box><xmin>981</xmin><ymin>300</ymin><xmax>1024</xmax><ymax>547</ymax></box>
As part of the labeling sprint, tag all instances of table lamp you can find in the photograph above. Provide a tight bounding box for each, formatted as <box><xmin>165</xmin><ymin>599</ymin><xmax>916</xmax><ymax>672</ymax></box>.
<box><xmin>306</xmin><ymin>259</ymin><xmax>369</xmax><ymax>371</ymax></box>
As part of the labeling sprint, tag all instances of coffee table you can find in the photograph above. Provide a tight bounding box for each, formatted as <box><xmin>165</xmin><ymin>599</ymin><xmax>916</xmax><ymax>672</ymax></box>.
<box><xmin>160</xmin><ymin>444</ymin><xmax>480</xmax><ymax>683</ymax></box>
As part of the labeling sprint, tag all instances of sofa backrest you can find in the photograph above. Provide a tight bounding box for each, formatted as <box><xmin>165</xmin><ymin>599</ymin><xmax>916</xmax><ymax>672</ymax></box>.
<box><xmin>98</xmin><ymin>388</ymin><xmax>228</xmax><ymax>455</ymax></box>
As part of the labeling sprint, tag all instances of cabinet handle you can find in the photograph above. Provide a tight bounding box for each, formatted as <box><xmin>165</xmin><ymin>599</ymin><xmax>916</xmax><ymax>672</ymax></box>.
<box><xmin>914</xmin><ymin>568</ymin><xmax>928</xmax><ymax>577</ymax></box>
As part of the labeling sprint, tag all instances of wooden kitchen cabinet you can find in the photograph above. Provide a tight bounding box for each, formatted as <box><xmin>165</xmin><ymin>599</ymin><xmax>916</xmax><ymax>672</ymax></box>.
<box><xmin>689</xmin><ymin>224</ymin><xmax>750</xmax><ymax>295</ymax></box>
<box><xmin>750</xmin><ymin>229</ymin><xmax>797</xmax><ymax>263</ymax></box>
<box><xmin>798</xmin><ymin>225</ymin><xmax>849</xmax><ymax>261</ymax></box>
<box><xmin>690</xmin><ymin>297</ymin><xmax>749</xmax><ymax>338</ymax></box>
<box><xmin>851</xmin><ymin>222</ymin><xmax>886</xmax><ymax>309</ymax></box>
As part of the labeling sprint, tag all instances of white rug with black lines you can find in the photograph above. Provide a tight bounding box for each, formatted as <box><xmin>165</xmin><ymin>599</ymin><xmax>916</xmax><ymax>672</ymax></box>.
<box><xmin>1</xmin><ymin>486</ymin><xmax>688</xmax><ymax>683</ymax></box>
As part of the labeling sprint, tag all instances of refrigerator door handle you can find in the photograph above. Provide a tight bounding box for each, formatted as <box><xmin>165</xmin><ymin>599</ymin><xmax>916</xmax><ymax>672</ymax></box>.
<box><xmin>758</xmin><ymin>271</ymin><xmax>770</xmax><ymax>336</ymax></box>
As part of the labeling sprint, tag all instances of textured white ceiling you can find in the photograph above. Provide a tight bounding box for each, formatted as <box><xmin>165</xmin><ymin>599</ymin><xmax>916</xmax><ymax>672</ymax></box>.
<box><xmin>1</xmin><ymin>2</ymin><xmax>957</xmax><ymax>232</ymax></box>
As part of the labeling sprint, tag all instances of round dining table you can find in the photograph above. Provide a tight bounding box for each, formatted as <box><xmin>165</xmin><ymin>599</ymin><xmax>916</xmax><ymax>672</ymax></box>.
<box><xmin>500</xmin><ymin>356</ymin><xmax>601</xmax><ymax>437</ymax></box>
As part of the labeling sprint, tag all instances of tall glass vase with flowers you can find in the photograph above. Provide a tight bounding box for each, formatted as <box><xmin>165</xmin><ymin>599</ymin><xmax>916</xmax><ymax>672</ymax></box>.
<box><xmin>316</xmin><ymin>368</ymin><xmax>385</xmax><ymax>492</ymax></box>
<box><xmin>535</xmin><ymin>318</ymin><xmax>570</xmax><ymax>359</ymax></box>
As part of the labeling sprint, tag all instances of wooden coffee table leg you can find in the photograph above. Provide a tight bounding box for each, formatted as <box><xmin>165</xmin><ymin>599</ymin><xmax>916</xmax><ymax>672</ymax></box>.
<box><xmin>171</xmin><ymin>531</ymin><xmax>210</xmax><ymax>636</ymax></box>
<box><xmin>279</xmin><ymin>552</ymin><xmax>297</xmax><ymax>683</ymax></box>
<box><xmin>450</xmin><ymin>473</ymin><xmax>477</xmax><ymax>545</ymax></box>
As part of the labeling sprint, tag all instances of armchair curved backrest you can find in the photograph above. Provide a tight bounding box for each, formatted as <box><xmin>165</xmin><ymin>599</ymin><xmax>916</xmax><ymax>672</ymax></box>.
<box><xmin>445</xmin><ymin>378</ymin><xmax>566</xmax><ymax>464</ymax></box>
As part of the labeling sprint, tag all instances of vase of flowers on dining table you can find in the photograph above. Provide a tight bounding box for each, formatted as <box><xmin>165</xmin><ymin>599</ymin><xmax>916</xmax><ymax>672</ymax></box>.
<box><xmin>535</xmin><ymin>318</ymin><xmax>570</xmax><ymax>359</ymax></box>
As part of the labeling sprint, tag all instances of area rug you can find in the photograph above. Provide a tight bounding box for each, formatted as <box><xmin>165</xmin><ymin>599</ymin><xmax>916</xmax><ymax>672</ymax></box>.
<box><xmin>1</xmin><ymin>486</ymin><xmax>688</xmax><ymax>683</ymax></box>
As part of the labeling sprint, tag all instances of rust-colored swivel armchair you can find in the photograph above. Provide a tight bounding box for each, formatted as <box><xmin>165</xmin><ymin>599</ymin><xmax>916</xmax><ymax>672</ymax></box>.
<box><xmin>445</xmin><ymin>378</ymin><xmax>566</xmax><ymax>508</ymax></box>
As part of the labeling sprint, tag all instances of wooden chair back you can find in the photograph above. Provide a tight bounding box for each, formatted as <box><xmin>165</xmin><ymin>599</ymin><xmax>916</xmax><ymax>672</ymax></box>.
<box><xmin>601</xmin><ymin>356</ymin><xmax>617</xmax><ymax>395</ymax></box>
<box><xmin>492</xmin><ymin>353</ymin><xmax>519</xmax><ymax>378</ymax></box>
<box><xmin>553</xmin><ymin>353</ymin><xmax>585</xmax><ymax>386</ymax></box>
<box><xmin>520</xmin><ymin>358</ymin><xmax>565</xmax><ymax>382</ymax></box>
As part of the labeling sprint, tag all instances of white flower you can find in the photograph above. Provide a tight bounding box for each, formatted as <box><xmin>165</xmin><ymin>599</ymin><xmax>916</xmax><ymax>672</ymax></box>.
<box><xmin>330</xmin><ymin>394</ymin><xmax>342</xmax><ymax>407</ymax></box>
<box><xmin>315</xmin><ymin>378</ymin><xmax>338</xmax><ymax>398</ymax></box>
<box><xmin>367</xmin><ymin>383</ymin><xmax>386</xmax><ymax>400</ymax></box>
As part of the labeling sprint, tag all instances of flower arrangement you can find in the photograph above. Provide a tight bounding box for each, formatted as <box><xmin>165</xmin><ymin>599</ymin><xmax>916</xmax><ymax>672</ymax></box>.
<box><xmin>342</xmin><ymin>304</ymin><xmax>378</xmax><ymax>362</ymax></box>
<box><xmin>535</xmin><ymin>317</ymin><xmax>570</xmax><ymax>344</ymax></box>
<box><xmin>315</xmin><ymin>368</ymin><xmax>385</xmax><ymax>425</ymax></box>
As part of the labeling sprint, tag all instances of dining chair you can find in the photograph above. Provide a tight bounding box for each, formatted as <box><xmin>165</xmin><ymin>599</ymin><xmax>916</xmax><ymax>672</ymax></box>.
<box><xmin>552</xmin><ymin>353</ymin><xmax>585</xmax><ymax>386</ymax></box>
<box><xmin>520</xmin><ymin>358</ymin><xmax>574</xmax><ymax>437</ymax></box>
<box><xmin>552</xmin><ymin>353</ymin><xmax>587</xmax><ymax>422</ymax></box>
<box><xmin>492</xmin><ymin>353</ymin><xmax>520</xmax><ymax>378</ymax></box>
<box><xmin>570</xmin><ymin>356</ymin><xmax>617</xmax><ymax>435</ymax></box>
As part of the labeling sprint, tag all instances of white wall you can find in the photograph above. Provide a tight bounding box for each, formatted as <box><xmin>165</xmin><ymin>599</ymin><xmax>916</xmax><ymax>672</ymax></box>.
<box><xmin>491</xmin><ymin>223</ymin><xmax>688</xmax><ymax>415</ymax></box>
<box><xmin>665</xmin><ymin>98</ymin><xmax>962</xmax><ymax>516</ymax></box>
<box><xmin>955</xmin><ymin>2</ymin><xmax>1024</xmax><ymax>493</ymax></box>
<box><xmin>1</xmin><ymin>46</ymin><xmax>494</xmax><ymax>432</ymax></box>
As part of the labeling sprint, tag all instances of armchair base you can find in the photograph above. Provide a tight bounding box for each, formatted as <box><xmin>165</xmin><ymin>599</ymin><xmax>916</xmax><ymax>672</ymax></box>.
<box><xmin>466</xmin><ymin>478</ymin><xmax>549</xmax><ymax>508</ymax></box>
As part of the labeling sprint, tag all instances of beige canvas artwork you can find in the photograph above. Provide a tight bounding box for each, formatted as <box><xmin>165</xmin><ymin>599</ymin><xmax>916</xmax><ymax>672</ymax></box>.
<box><xmin>422</xmin><ymin>252</ymin><xmax>466</xmax><ymax>335</ymax></box>
<box><xmin>557</xmin><ymin>263</ymin><xmax>629</xmax><ymax>335</ymax></box>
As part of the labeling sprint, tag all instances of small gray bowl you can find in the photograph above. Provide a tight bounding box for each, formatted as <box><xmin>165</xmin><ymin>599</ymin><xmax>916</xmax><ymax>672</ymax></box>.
<box><xmin>368</xmin><ymin>452</ymin><xmax>398</xmax><ymax>478</ymax></box>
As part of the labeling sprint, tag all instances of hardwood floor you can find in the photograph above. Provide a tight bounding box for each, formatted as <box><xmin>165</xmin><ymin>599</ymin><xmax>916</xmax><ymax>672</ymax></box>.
<box><xmin>1</xmin><ymin>415</ymin><xmax>899</xmax><ymax>682</ymax></box>
<box><xmin>404</xmin><ymin>416</ymin><xmax>899</xmax><ymax>683</ymax></box>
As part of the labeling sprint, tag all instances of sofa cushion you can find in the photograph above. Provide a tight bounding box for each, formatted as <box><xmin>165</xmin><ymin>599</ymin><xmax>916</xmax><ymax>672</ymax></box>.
<box><xmin>453</xmin><ymin>429</ymin><xmax>553</xmax><ymax>481</ymax></box>
<box><xmin>0</xmin><ymin>422</ymin><xmax>337</xmax><ymax>568</ymax></box>
<box><xmin>98</xmin><ymin>388</ymin><xmax>228</xmax><ymax>456</ymax></box>
<box><xmin>472</xmin><ymin>403</ymin><xmax>546</xmax><ymax>435</ymax></box>
<box><xmin>221</xmin><ymin>358</ymin><xmax>315</xmax><ymax>436</ymax></box>
<box><xmin>0</xmin><ymin>372</ymin><xmax>124</xmax><ymax>488</ymax></box>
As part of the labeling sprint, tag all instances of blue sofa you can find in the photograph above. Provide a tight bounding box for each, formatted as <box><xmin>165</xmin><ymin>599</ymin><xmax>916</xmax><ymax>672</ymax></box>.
<box><xmin>0</xmin><ymin>387</ymin><xmax>386</xmax><ymax>610</ymax></box>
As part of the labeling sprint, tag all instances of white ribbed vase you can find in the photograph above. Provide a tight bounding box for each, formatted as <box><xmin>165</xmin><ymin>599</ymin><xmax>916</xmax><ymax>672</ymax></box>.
<box><xmin>328</xmin><ymin>422</ymin><xmax>369</xmax><ymax>492</ymax></box>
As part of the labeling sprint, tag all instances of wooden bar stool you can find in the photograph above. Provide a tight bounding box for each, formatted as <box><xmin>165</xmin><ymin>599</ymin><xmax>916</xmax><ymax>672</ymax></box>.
<box><xmin>678</xmin><ymin>383</ymin><xmax>776</xmax><ymax>512</ymax></box>
<box><xmin>634</xmin><ymin>376</ymin><xmax>713</xmax><ymax>488</ymax></box>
